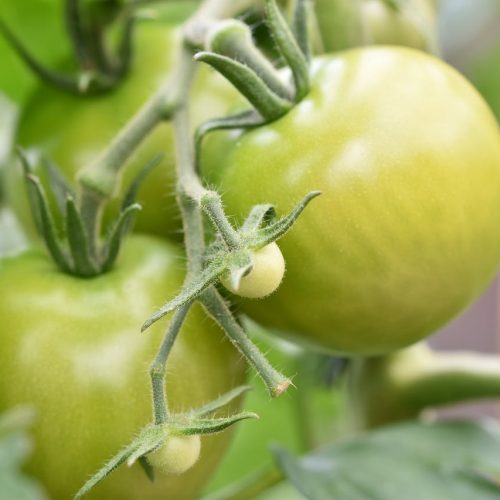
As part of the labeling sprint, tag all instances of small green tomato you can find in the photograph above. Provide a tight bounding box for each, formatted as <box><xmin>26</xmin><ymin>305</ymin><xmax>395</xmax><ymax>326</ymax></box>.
<box><xmin>147</xmin><ymin>435</ymin><xmax>202</xmax><ymax>476</ymax></box>
<box><xmin>221</xmin><ymin>243</ymin><xmax>285</xmax><ymax>299</ymax></box>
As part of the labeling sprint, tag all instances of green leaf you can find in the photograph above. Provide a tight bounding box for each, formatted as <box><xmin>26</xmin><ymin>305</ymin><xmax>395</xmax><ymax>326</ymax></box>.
<box><xmin>0</xmin><ymin>0</ymin><xmax>72</xmax><ymax>104</ymax></box>
<box><xmin>0</xmin><ymin>408</ymin><xmax>45</xmax><ymax>500</ymax></box>
<box><xmin>274</xmin><ymin>420</ymin><xmax>500</xmax><ymax>500</ymax></box>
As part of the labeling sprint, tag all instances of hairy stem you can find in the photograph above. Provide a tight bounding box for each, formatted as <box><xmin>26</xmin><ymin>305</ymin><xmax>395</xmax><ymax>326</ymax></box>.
<box><xmin>170</xmin><ymin>55</ymin><xmax>290</xmax><ymax>396</ymax></box>
<box><xmin>150</xmin><ymin>304</ymin><xmax>191</xmax><ymax>424</ymax></box>
<box><xmin>202</xmin><ymin>288</ymin><xmax>291</xmax><ymax>397</ymax></box>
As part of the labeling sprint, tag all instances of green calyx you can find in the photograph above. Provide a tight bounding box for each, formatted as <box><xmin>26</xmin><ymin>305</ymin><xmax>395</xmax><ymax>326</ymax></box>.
<box><xmin>141</xmin><ymin>190</ymin><xmax>320</xmax><ymax>332</ymax></box>
<box><xmin>18</xmin><ymin>149</ymin><xmax>157</xmax><ymax>277</ymax></box>
<box><xmin>0</xmin><ymin>0</ymin><xmax>137</xmax><ymax>95</ymax></box>
<box><xmin>75</xmin><ymin>385</ymin><xmax>257</xmax><ymax>499</ymax></box>
<box><xmin>194</xmin><ymin>0</ymin><xmax>311</xmax><ymax>142</ymax></box>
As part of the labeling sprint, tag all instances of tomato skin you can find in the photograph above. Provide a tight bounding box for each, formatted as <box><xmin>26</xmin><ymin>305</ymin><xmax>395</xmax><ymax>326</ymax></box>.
<box><xmin>202</xmin><ymin>47</ymin><xmax>500</xmax><ymax>355</ymax></box>
<box><xmin>0</xmin><ymin>235</ymin><xmax>246</xmax><ymax>499</ymax></box>
<box><xmin>5</xmin><ymin>22</ymin><xmax>235</xmax><ymax>240</ymax></box>
<box><xmin>148</xmin><ymin>435</ymin><xmax>202</xmax><ymax>475</ymax></box>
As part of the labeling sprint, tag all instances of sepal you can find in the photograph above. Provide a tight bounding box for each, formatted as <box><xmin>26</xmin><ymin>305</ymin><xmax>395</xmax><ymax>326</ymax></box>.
<box><xmin>194</xmin><ymin>51</ymin><xmax>292</xmax><ymax>121</ymax></box>
<box><xmin>142</xmin><ymin>192</ymin><xmax>320</xmax><ymax>331</ymax></box>
<box><xmin>265</xmin><ymin>0</ymin><xmax>310</xmax><ymax>100</ymax></box>
<box><xmin>17</xmin><ymin>149</ymin><xmax>156</xmax><ymax>276</ymax></box>
<box><xmin>248</xmin><ymin>191</ymin><xmax>321</xmax><ymax>247</ymax></box>
<box><xmin>75</xmin><ymin>386</ymin><xmax>255</xmax><ymax>499</ymax></box>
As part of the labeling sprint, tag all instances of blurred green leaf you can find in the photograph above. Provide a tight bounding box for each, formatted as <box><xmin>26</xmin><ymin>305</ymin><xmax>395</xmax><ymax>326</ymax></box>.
<box><xmin>0</xmin><ymin>0</ymin><xmax>70</xmax><ymax>104</ymax></box>
<box><xmin>0</xmin><ymin>407</ymin><xmax>45</xmax><ymax>500</ymax></box>
<box><xmin>274</xmin><ymin>419</ymin><xmax>500</xmax><ymax>500</ymax></box>
<box><xmin>467</xmin><ymin>44</ymin><xmax>500</xmax><ymax>120</ymax></box>
<box><xmin>0</xmin><ymin>1</ymin><xmax>198</xmax><ymax>105</ymax></box>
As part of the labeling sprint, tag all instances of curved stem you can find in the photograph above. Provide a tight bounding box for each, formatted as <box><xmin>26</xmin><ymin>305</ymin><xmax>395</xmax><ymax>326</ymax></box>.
<box><xmin>170</xmin><ymin>58</ymin><xmax>290</xmax><ymax>397</ymax></box>
<box><xmin>353</xmin><ymin>343</ymin><xmax>500</xmax><ymax>428</ymax></box>
<box><xmin>72</xmin><ymin>0</ymin><xmax>289</xmax><ymax>429</ymax></box>
<box><xmin>150</xmin><ymin>303</ymin><xmax>191</xmax><ymax>424</ymax></box>
<box><xmin>396</xmin><ymin>349</ymin><xmax>500</xmax><ymax>409</ymax></box>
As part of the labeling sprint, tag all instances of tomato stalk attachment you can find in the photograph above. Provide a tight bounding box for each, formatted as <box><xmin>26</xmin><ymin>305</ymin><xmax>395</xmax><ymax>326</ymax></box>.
<box><xmin>17</xmin><ymin>149</ymin><xmax>161</xmax><ymax>277</ymax></box>
<box><xmin>194</xmin><ymin>0</ymin><xmax>311</xmax><ymax>137</ymax></box>
<box><xmin>75</xmin><ymin>385</ymin><xmax>257</xmax><ymax>499</ymax></box>
<box><xmin>0</xmin><ymin>0</ymin><xmax>140</xmax><ymax>95</ymax></box>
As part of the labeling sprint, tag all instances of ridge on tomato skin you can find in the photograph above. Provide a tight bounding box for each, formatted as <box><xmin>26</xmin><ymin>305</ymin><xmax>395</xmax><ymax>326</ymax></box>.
<box><xmin>202</xmin><ymin>47</ymin><xmax>500</xmax><ymax>356</ymax></box>
<box><xmin>0</xmin><ymin>235</ymin><xmax>246</xmax><ymax>499</ymax></box>
<box><xmin>4</xmin><ymin>21</ymin><xmax>236</xmax><ymax>241</ymax></box>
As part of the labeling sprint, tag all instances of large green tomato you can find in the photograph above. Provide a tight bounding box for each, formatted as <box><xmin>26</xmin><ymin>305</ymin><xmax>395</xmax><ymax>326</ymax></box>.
<box><xmin>0</xmin><ymin>235</ymin><xmax>246</xmax><ymax>499</ymax></box>
<box><xmin>5</xmin><ymin>20</ymin><xmax>235</xmax><ymax>240</ymax></box>
<box><xmin>314</xmin><ymin>0</ymin><xmax>437</xmax><ymax>53</ymax></box>
<box><xmin>202</xmin><ymin>47</ymin><xmax>500</xmax><ymax>355</ymax></box>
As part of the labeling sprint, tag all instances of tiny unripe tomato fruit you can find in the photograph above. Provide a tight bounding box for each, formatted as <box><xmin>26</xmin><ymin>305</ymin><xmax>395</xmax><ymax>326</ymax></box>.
<box><xmin>148</xmin><ymin>435</ymin><xmax>201</xmax><ymax>475</ymax></box>
<box><xmin>221</xmin><ymin>243</ymin><xmax>285</xmax><ymax>299</ymax></box>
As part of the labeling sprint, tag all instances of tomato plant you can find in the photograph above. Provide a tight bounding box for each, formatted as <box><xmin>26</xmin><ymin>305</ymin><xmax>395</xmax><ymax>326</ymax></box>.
<box><xmin>202</xmin><ymin>47</ymin><xmax>500</xmax><ymax>355</ymax></box>
<box><xmin>4</xmin><ymin>20</ymin><xmax>235</xmax><ymax>240</ymax></box>
<box><xmin>0</xmin><ymin>235</ymin><xmax>246</xmax><ymax>499</ymax></box>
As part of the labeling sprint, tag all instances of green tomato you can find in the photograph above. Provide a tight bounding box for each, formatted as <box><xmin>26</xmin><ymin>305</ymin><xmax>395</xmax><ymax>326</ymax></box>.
<box><xmin>314</xmin><ymin>0</ymin><xmax>437</xmax><ymax>53</ymax></box>
<box><xmin>202</xmin><ymin>47</ymin><xmax>500</xmax><ymax>355</ymax></box>
<box><xmin>5</xmin><ymin>21</ymin><xmax>235</xmax><ymax>240</ymax></box>
<box><xmin>0</xmin><ymin>235</ymin><xmax>246</xmax><ymax>499</ymax></box>
<box><xmin>360</xmin><ymin>0</ymin><xmax>437</xmax><ymax>50</ymax></box>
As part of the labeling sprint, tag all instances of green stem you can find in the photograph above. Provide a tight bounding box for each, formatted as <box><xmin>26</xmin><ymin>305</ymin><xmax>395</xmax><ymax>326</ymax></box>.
<box><xmin>170</xmin><ymin>58</ymin><xmax>291</xmax><ymax>396</ymax></box>
<box><xmin>150</xmin><ymin>304</ymin><xmax>191</xmax><ymax>424</ymax></box>
<box><xmin>201</xmin><ymin>288</ymin><xmax>291</xmax><ymax>397</ymax></box>
<box><xmin>353</xmin><ymin>343</ymin><xmax>500</xmax><ymax>428</ymax></box>
<box><xmin>201</xmin><ymin>191</ymin><xmax>241</xmax><ymax>249</ymax></box>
